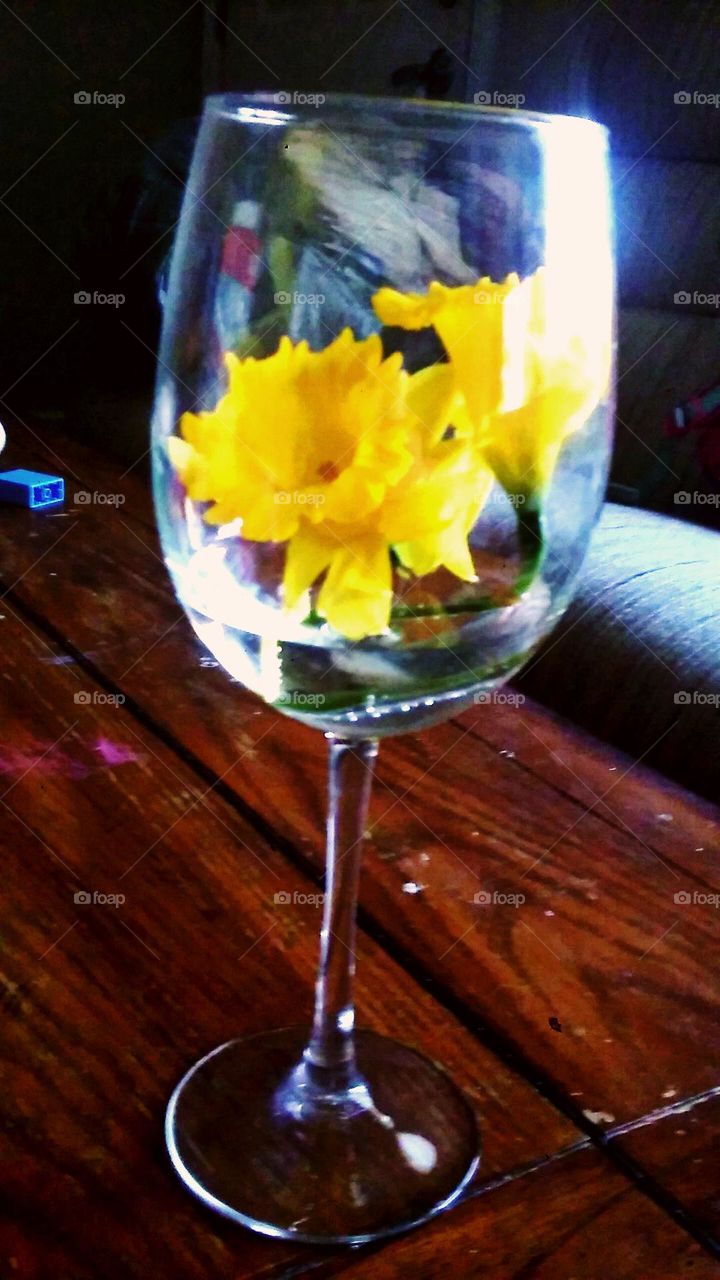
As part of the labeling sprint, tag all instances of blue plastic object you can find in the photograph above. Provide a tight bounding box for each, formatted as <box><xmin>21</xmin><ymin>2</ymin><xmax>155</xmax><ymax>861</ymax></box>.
<box><xmin>0</xmin><ymin>469</ymin><xmax>64</xmax><ymax>509</ymax></box>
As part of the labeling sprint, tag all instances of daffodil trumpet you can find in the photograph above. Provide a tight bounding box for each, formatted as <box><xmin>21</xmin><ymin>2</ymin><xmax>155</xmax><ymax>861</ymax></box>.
<box><xmin>373</xmin><ymin>267</ymin><xmax>609</xmax><ymax>609</ymax></box>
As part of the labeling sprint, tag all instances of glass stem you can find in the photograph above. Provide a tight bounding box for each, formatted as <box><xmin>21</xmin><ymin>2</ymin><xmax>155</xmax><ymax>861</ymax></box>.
<box><xmin>302</xmin><ymin>735</ymin><xmax>378</xmax><ymax>1094</ymax></box>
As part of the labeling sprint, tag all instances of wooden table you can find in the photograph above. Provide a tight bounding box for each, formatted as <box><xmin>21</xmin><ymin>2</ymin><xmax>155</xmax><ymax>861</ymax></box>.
<box><xmin>0</xmin><ymin>421</ymin><xmax>718</xmax><ymax>1278</ymax></box>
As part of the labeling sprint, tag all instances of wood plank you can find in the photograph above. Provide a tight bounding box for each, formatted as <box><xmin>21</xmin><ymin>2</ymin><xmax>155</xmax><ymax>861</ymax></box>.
<box><xmin>0</xmin><ymin>605</ymin><xmax>581</xmax><ymax>1278</ymax></box>
<box><xmin>326</xmin><ymin>1148</ymin><xmax>718</xmax><ymax>1279</ymax></box>
<box><xmin>3</xmin><ymin>424</ymin><xmax>720</xmax><ymax>1217</ymax></box>
<box><xmin>613</xmin><ymin>1092</ymin><xmax>720</xmax><ymax>1248</ymax></box>
<box><xmin>453</xmin><ymin>697</ymin><xmax>720</xmax><ymax>875</ymax></box>
<box><xmin>3</xmin><ymin>430</ymin><xmax>720</xmax><ymax>1112</ymax></box>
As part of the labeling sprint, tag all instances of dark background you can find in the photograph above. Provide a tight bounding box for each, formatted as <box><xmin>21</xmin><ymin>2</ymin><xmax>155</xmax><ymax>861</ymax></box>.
<box><xmin>0</xmin><ymin>0</ymin><xmax>718</xmax><ymax>509</ymax></box>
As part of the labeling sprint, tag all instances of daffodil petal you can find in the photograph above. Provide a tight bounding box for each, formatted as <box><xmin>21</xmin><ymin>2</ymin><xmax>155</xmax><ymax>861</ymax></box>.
<box><xmin>317</xmin><ymin>534</ymin><xmax>392</xmax><ymax>639</ymax></box>
<box><xmin>283</xmin><ymin>523</ymin><xmax>336</xmax><ymax>608</ymax></box>
<box><xmin>483</xmin><ymin>381</ymin><xmax>596</xmax><ymax>499</ymax></box>
<box><xmin>406</xmin><ymin>363</ymin><xmax>456</xmax><ymax>447</ymax></box>
<box><xmin>372</xmin><ymin>286</ymin><xmax>441</xmax><ymax>330</ymax></box>
<box><xmin>395</xmin><ymin>466</ymin><xmax>492</xmax><ymax>581</ymax></box>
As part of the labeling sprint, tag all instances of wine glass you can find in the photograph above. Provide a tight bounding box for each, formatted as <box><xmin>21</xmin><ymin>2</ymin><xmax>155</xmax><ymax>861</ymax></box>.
<box><xmin>152</xmin><ymin>92</ymin><xmax>614</xmax><ymax>1244</ymax></box>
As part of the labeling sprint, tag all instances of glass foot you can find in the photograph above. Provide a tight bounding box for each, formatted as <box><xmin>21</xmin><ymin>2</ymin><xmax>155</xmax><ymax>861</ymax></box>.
<box><xmin>166</xmin><ymin>1027</ymin><xmax>481</xmax><ymax>1244</ymax></box>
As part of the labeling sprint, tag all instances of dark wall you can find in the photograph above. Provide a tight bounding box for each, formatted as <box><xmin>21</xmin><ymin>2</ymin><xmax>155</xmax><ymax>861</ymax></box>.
<box><xmin>0</xmin><ymin>1</ymin><xmax>204</xmax><ymax>446</ymax></box>
<box><xmin>2</xmin><ymin>0</ymin><xmax>719</xmax><ymax>502</ymax></box>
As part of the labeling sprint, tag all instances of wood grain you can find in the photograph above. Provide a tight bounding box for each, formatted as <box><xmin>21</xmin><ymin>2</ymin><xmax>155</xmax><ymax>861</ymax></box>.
<box><xmin>454</xmin><ymin>697</ymin><xmax>720</xmax><ymax>870</ymax></box>
<box><xmin>2</xmin><ymin>421</ymin><xmax>720</xmax><ymax>1264</ymax></box>
<box><xmin>0</xmin><ymin>604</ymin><xmax>580</xmax><ymax>1277</ymax></box>
<box><xmin>326</xmin><ymin>1148</ymin><xmax>718</xmax><ymax>1279</ymax></box>
<box><xmin>3</xmin><ymin>470</ymin><xmax>720</xmax><ymax>1127</ymax></box>
<box><xmin>615</xmin><ymin>1093</ymin><xmax>720</xmax><ymax>1249</ymax></box>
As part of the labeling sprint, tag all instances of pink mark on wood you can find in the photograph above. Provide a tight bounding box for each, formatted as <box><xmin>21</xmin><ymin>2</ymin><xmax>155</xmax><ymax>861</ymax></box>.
<box><xmin>92</xmin><ymin>737</ymin><xmax>143</xmax><ymax>766</ymax></box>
<box><xmin>0</xmin><ymin>736</ymin><xmax>143</xmax><ymax>780</ymax></box>
<box><xmin>0</xmin><ymin>741</ymin><xmax>91</xmax><ymax>781</ymax></box>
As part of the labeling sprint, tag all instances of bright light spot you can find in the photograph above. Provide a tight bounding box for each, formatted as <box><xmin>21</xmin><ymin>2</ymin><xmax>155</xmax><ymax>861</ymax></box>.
<box><xmin>397</xmin><ymin>1132</ymin><xmax>437</xmax><ymax>1174</ymax></box>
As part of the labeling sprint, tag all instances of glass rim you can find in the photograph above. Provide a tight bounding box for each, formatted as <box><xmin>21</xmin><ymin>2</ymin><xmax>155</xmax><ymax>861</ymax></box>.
<box><xmin>204</xmin><ymin>90</ymin><xmax>610</xmax><ymax>141</ymax></box>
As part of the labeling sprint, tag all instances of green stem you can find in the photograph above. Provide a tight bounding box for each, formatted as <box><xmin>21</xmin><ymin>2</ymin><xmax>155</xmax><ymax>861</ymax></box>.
<box><xmin>514</xmin><ymin>502</ymin><xmax>546</xmax><ymax>596</ymax></box>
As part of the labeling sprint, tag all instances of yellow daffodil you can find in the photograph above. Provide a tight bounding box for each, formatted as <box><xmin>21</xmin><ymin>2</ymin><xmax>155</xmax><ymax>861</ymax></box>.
<box><xmin>373</xmin><ymin>267</ymin><xmax>609</xmax><ymax>503</ymax></box>
<box><xmin>373</xmin><ymin>275</ymin><xmax>518</xmax><ymax>424</ymax></box>
<box><xmin>169</xmin><ymin>330</ymin><xmax>488</xmax><ymax>640</ymax></box>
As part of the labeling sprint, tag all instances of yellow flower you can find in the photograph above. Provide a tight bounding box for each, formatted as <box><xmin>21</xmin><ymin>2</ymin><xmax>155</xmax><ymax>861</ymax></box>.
<box><xmin>374</xmin><ymin>275</ymin><xmax>518</xmax><ymax>424</ymax></box>
<box><xmin>478</xmin><ymin>342</ymin><xmax>604</xmax><ymax>501</ymax></box>
<box><xmin>373</xmin><ymin>268</ymin><xmax>609</xmax><ymax>503</ymax></box>
<box><xmin>169</xmin><ymin>330</ymin><xmax>488</xmax><ymax>640</ymax></box>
